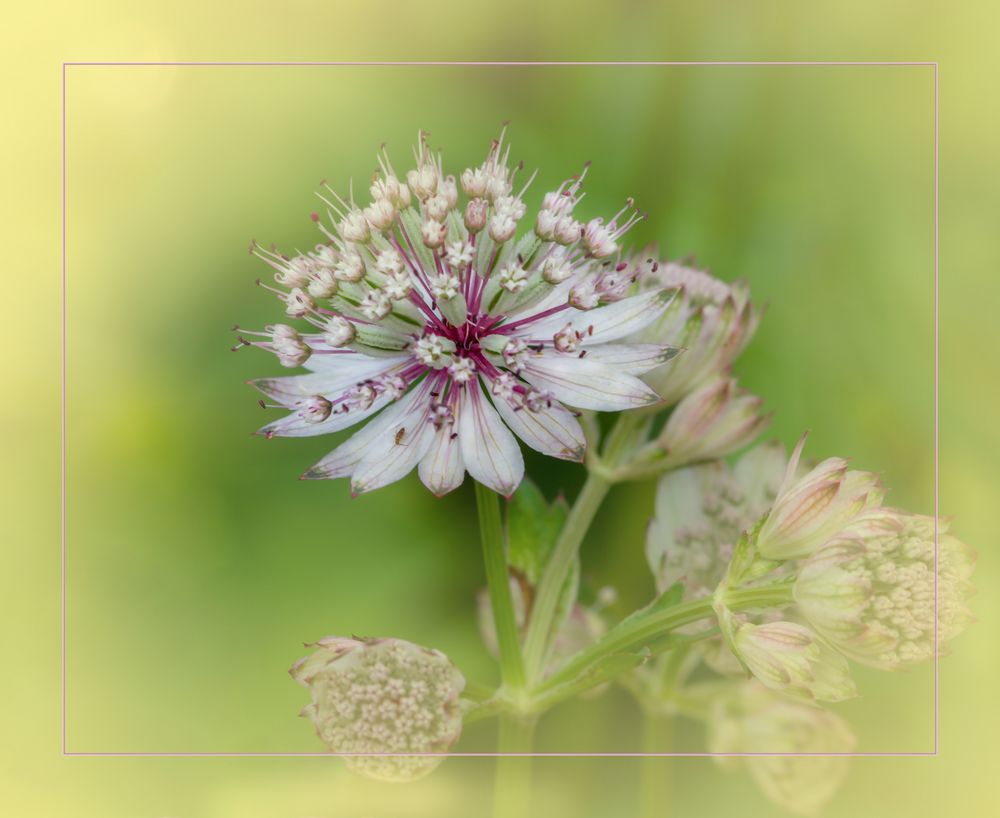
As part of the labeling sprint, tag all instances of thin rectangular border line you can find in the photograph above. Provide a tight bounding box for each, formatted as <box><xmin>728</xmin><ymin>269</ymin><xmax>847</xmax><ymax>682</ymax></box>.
<box><xmin>62</xmin><ymin>59</ymin><xmax>940</xmax><ymax>758</ymax></box>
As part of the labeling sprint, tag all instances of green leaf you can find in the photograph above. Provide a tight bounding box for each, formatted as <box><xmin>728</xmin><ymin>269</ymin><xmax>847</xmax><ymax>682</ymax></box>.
<box><xmin>506</xmin><ymin>477</ymin><xmax>569</xmax><ymax>585</ymax></box>
<box><xmin>612</xmin><ymin>581</ymin><xmax>685</xmax><ymax>635</ymax></box>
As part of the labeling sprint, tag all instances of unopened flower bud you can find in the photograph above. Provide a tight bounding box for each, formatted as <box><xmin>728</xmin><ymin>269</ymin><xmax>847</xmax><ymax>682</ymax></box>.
<box><xmin>583</xmin><ymin>217</ymin><xmax>617</xmax><ymax>258</ymax></box>
<box><xmin>488</xmin><ymin>213</ymin><xmax>518</xmax><ymax>243</ymax></box>
<box><xmin>290</xmin><ymin>636</ymin><xmax>465</xmax><ymax>782</ymax></box>
<box><xmin>323</xmin><ymin>314</ymin><xmax>356</xmax><ymax>348</ymax></box>
<box><xmin>657</xmin><ymin>377</ymin><xmax>770</xmax><ymax>467</ymax></box>
<box><xmin>445</xmin><ymin>241</ymin><xmax>474</xmax><ymax>269</ymax></box>
<box><xmin>364</xmin><ymin>198</ymin><xmax>397</xmax><ymax>231</ymax></box>
<box><xmin>708</xmin><ymin>682</ymin><xmax>855</xmax><ymax>815</ymax></box>
<box><xmin>307</xmin><ymin>267</ymin><xmax>338</xmax><ymax>299</ymax></box>
<box><xmin>541</xmin><ymin>250</ymin><xmax>574</xmax><ymax>284</ymax></box>
<box><xmin>440</xmin><ymin>175</ymin><xmax>459</xmax><ymax>209</ymax></box>
<box><xmin>755</xmin><ymin>437</ymin><xmax>883</xmax><ymax>560</ymax></box>
<box><xmin>339</xmin><ymin>209</ymin><xmax>371</xmax><ymax>243</ymax></box>
<box><xmin>270</xmin><ymin>324</ymin><xmax>311</xmax><ymax>367</ymax></box>
<box><xmin>464</xmin><ymin>198</ymin><xmax>488</xmax><ymax>233</ymax></box>
<box><xmin>553</xmin><ymin>323</ymin><xmax>583</xmax><ymax>352</ymax></box>
<box><xmin>359</xmin><ymin>289</ymin><xmax>392</xmax><ymax>321</ymax></box>
<box><xmin>334</xmin><ymin>247</ymin><xmax>365</xmax><ymax>283</ymax></box>
<box><xmin>274</xmin><ymin>254</ymin><xmax>314</xmax><ymax>288</ymax></box>
<box><xmin>554</xmin><ymin>215</ymin><xmax>583</xmax><ymax>245</ymax></box>
<box><xmin>421</xmin><ymin>219</ymin><xmax>447</xmax><ymax>249</ymax></box>
<box><xmin>424</xmin><ymin>193</ymin><xmax>450</xmax><ymax>222</ymax></box>
<box><xmin>461</xmin><ymin>166</ymin><xmax>488</xmax><ymax>198</ymax></box>
<box><xmin>732</xmin><ymin>620</ymin><xmax>857</xmax><ymax>702</ymax></box>
<box><xmin>407</xmin><ymin>163</ymin><xmax>439</xmax><ymax>201</ymax></box>
<box><xmin>283</xmin><ymin>287</ymin><xmax>315</xmax><ymax>318</ymax></box>
<box><xmin>569</xmin><ymin>280</ymin><xmax>600</xmax><ymax>310</ymax></box>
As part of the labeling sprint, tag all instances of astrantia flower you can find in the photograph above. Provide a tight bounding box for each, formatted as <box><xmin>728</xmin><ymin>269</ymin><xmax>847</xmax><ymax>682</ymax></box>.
<box><xmin>236</xmin><ymin>129</ymin><xmax>677</xmax><ymax>496</ymax></box>
<box><xmin>794</xmin><ymin>508</ymin><xmax>975</xmax><ymax>669</ymax></box>
<box><xmin>628</xmin><ymin>256</ymin><xmax>761</xmax><ymax>405</ymax></box>
<box><xmin>708</xmin><ymin>681</ymin><xmax>856</xmax><ymax>816</ymax></box>
<box><xmin>290</xmin><ymin>636</ymin><xmax>465</xmax><ymax>782</ymax></box>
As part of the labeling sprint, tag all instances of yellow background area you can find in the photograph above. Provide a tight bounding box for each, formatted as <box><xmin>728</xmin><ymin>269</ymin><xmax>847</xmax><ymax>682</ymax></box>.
<box><xmin>3</xmin><ymin>2</ymin><xmax>998</xmax><ymax>817</ymax></box>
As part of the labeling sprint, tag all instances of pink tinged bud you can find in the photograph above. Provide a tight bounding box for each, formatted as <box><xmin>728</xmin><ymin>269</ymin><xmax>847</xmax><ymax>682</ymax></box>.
<box><xmin>424</xmin><ymin>193</ymin><xmax>450</xmax><ymax>222</ymax></box>
<box><xmin>461</xmin><ymin>166</ymin><xmax>488</xmax><ymax>198</ymax></box>
<box><xmin>657</xmin><ymin>377</ymin><xmax>770</xmax><ymax>467</ymax></box>
<box><xmin>407</xmin><ymin>163</ymin><xmax>439</xmax><ymax>201</ymax></box>
<box><xmin>464</xmin><ymin>198</ymin><xmax>488</xmax><ymax>233</ymax></box>
<box><xmin>569</xmin><ymin>280</ymin><xmax>600</xmax><ymax>310</ymax></box>
<box><xmin>269</xmin><ymin>324</ymin><xmax>311</xmax><ymax>367</ymax></box>
<box><xmin>554</xmin><ymin>215</ymin><xmax>583</xmax><ymax>245</ymax></box>
<box><xmin>535</xmin><ymin>208</ymin><xmax>560</xmax><ymax>240</ymax></box>
<box><xmin>441</xmin><ymin>175</ymin><xmax>459</xmax><ymax>209</ymax></box>
<box><xmin>553</xmin><ymin>323</ymin><xmax>582</xmax><ymax>352</ymax></box>
<box><xmin>298</xmin><ymin>395</ymin><xmax>333</xmax><ymax>423</ymax></box>
<box><xmin>756</xmin><ymin>443</ymin><xmax>883</xmax><ymax>560</ymax></box>
<box><xmin>290</xmin><ymin>636</ymin><xmax>465</xmax><ymax>782</ymax></box>
<box><xmin>488</xmin><ymin>213</ymin><xmax>517</xmax><ymax>243</ymax></box>
<box><xmin>273</xmin><ymin>253</ymin><xmax>314</xmax><ymax>288</ymax></box>
<box><xmin>334</xmin><ymin>249</ymin><xmax>365</xmax><ymax>283</ymax></box>
<box><xmin>733</xmin><ymin>621</ymin><xmax>857</xmax><ymax>702</ymax></box>
<box><xmin>583</xmin><ymin>218</ymin><xmax>617</xmax><ymax>258</ymax></box>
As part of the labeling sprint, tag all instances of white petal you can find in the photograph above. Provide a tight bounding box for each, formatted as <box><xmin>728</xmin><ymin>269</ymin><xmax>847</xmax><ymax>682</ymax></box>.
<box><xmin>257</xmin><ymin>392</ymin><xmax>392</xmax><ymax>438</ymax></box>
<box><xmin>303</xmin><ymin>379</ymin><xmax>431</xmax><ymax>479</ymax></box>
<box><xmin>526</xmin><ymin>288</ymin><xmax>676</xmax><ymax>344</ymax></box>
<box><xmin>418</xmin><ymin>423</ymin><xmax>466</xmax><ymax>496</ymax></box>
<box><xmin>541</xmin><ymin>343</ymin><xmax>680</xmax><ymax>375</ymax></box>
<box><xmin>491</xmin><ymin>391</ymin><xmax>585</xmax><ymax>462</ymax></box>
<box><xmin>458</xmin><ymin>382</ymin><xmax>524</xmax><ymax>497</ymax></box>
<box><xmin>251</xmin><ymin>355</ymin><xmax>409</xmax><ymax>403</ymax></box>
<box><xmin>302</xmin><ymin>350</ymin><xmax>409</xmax><ymax>375</ymax></box>
<box><xmin>351</xmin><ymin>417</ymin><xmax>436</xmax><ymax>495</ymax></box>
<box><xmin>522</xmin><ymin>356</ymin><xmax>661</xmax><ymax>411</ymax></box>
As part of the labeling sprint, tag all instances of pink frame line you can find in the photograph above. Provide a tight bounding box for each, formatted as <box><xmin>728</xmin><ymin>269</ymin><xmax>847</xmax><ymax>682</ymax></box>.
<box><xmin>61</xmin><ymin>59</ymin><xmax>940</xmax><ymax>758</ymax></box>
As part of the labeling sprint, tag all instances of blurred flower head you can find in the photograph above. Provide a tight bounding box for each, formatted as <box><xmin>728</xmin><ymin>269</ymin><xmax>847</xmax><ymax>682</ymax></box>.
<box><xmin>290</xmin><ymin>636</ymin><xmax>465</xmax><ymax>782</ymax></box>
<box><xmin>708</xmin><ymin>681</ymin><xmax>856</xmax><ymax>816</ymax></box>
<box><xmin>628</xmin><ymin>256</ymin><xmax>761</xmax><ymax>405</ymax></box>
<box><xmin>646</xmin><ymin>440</ymin><xmax>786</xmax><ymax>598</ymax></box>
<box><xmin>237</xmin><ymin>128</ymin><xmax>681</xmax><ymax>497</ymax></box>
<box><xmin>731</xmin><ymin>619</ymin><xmax>857</xmax><ymax>702</ymax></box>
<box><xmin>794</xmin><ymin>508</ymin><xmax>975</xmax><ymax>669</ymax></box>
<box><xmin>755</xmin><ymin>435</ymin><xmax>884</xmax><ymax>560</ymax></box>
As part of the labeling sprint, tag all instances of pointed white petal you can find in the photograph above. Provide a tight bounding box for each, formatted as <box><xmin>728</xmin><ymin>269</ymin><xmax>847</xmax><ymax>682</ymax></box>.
<box><xmin>257</xmin><ymin>392</ymin><xmax>391</xmax><ymax>438</ymax></box>
<box><xmin>351</xmin><ymin>418</ymin><xmax>436</xmax><ymax>495</ymax></box>
<box><xmin>251</xmin><ymin>355</ymin><xmax>409</xmax><ymax>404</ymax></box>
<box><xmin>302</xmin><ymin>350</ymin><xmax>410</xmax><ymax>375</ymax></box>
<box><xmin>458</xmin><ymin>382</ymin><xmax>524</xmax><ymax>496</ymax></box>
<box><xmin>541</xmin><ymin>343</ymin><xmax>680</xmax><ymax>375</ymax></box>
<box><xmin>522</xmin><ymin>356</ymin><xmax>661</xmax><ymax>411</ymax></box>
<box><xmin>526</xmin><ymin>288</ymin><xmax>676</xmax><ymax>344</ymax></box>
<box><xmin>491</xmin><ymin>391</ymin><xmax>585</xmax><ymax>462</ymax></box>
<box><xmin>418</xmin><ymin>422</ymin><xmax>466</xmax><ymax>497</ymax></box>
<box><xmin>303</xmin><ymin>379</ymin><xmax>431</xmax><ymax>479</ymax></box>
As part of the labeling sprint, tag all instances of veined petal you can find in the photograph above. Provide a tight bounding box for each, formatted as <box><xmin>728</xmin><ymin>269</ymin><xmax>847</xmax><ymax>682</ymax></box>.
<box><xmin>303</xmin><ymin>379</ymin><xmax>431</xmax><ymax>480</ymax></box>
<box><xmin>522</xmin><ymin>356</ymin><xmax>661</xmax><ymax>411</ymax></box>
<box><xmin>257</xmin><ymin>392</ymin><xmax>392</xmax><ymax>438</ymax></box>
<box><xmin>459</xmin><ymin>382</ymin><xmax>524</xmax><ymax>497</ymax></box>
<box><xmin>544</xmin><ymin>343</ymin><xmax>680</xmax><ymax>375</ymax></box>
<box><xmin>351</xmin><ymin>417</ymin><xmax>436</xmax><ymax>495</ymax></box>
<box><xmin>526</xmin><ymin>288</ymin><xmax>676</xmax><ymax>344</ymax></box>
<box><xmin>419</xmin><ymin>422</ymin><xmax>466</xmax><ymax>497</ymax></box>
<box><xmin>490</xmin><ymin>391</ymin><xmax>585</xmax><ymax>462</ymax></box>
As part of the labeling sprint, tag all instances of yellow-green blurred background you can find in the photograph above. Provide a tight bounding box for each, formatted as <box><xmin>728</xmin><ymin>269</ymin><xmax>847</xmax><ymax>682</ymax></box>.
<box><xmin>4</xmin><ymin>1</ymin><xmax>998</xmax><ymax>816</ymax></box>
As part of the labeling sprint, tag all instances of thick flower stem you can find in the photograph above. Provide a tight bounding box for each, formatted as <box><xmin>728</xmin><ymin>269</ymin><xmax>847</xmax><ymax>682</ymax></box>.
<box><xmin>493</xmin><ymin>714</ymin><xmax>536</xmax><ymax>818</ymax></box>
<box><xmin>476</xmin><ymin>481</ymin><xmax>527</xmax><ymax>693</ymax></box>
<box><xmin>521</xmin><ymin>414</ymin><xmax>641</xmax><ymax>683</ymax></box>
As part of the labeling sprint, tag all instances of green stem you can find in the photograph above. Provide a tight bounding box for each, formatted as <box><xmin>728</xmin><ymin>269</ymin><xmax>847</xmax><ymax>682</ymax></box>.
<box><xmin>521</xmin><ymin>414</ymin><xmax>640</xmax><ymax>682</ymax></box>
<box><xmin>639</xmin><ymin>715</ymin><xmax>673</xmax><ymax>818</ymax></box>
<box><xmin>476</xmin><ymin>481</ymin><xmax>526</xmax><ymax>692</ymax></box>
<box><xmin>534</xmin><ymin>580</ymin><xmax>795</xmax><ymax>696</ymax></box>
<box><xmin>493</xmin><ymin>715</ymin><xmax>536</xmax><ymax>818</ymax></box>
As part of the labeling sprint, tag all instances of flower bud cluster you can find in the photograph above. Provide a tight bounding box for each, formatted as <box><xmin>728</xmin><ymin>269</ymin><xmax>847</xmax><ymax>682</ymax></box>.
<box><xmin>630</xmin><ymin>258</ymin><xmax>760</xmax><ymax>405</ymax></box>
<box><xmin>290</xmin><ymin>636</ymin><xmax>465</xmax><ymax>782</ymax></box>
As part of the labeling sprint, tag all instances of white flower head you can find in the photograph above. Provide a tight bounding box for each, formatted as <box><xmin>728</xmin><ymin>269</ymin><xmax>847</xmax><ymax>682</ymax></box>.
<box><xmin>291</xmin><ymin>636</ymin><xmax>465</xmax><ymax>782</ymax></box>
<box><xmin>242</xmin><ymin>128</ymin><xmax>677</xmax><ymax>496</ymax></box>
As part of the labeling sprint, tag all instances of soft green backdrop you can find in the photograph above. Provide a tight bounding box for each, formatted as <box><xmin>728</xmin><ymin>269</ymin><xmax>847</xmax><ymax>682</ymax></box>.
<box><xmin>4</xmin><ymin>2</ymin><xmax>998</xmax><ymax>817</ymax></box>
